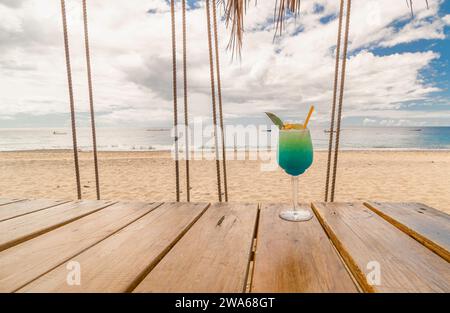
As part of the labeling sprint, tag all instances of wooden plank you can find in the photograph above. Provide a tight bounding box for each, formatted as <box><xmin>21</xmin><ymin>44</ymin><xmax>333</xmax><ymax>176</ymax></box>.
<box><xmin>134</xmin><ymin>203</ymin><xmax>258</xmax><ymax>293</ymax></box>
<box><xmin>0</xmin><ymin>200</ymin><xmax>115</xmax><ymax>252</ymax></box>
<box><xmin>364</xmin><ymin>202</ymin><xmax>450</xmax><ymax>262</ymax></box>
<box><xmin>251</xmin><ymin>203</ymin><xmax>358</xmax><ymax>292</ymax></box>
<box><xmin>0</xmin><ymin>199</ymin><xmax>25</xmax><ymax>206</ymax></box>
<box><xmin>0</xmin><ymin>199</ymin><xmax>69</xmax><ymax>222</ymax></box>
<box><xmin>0</xmin><ymin>201</ymin><xmax>162</xmax><ymax>292</ymax></box>
<box><xmin>312</xmin><ymin>202</ymin><xmax>450</xmax><ymax>293</ymax></box>
<box><xmin>18</xmin><ymin>202</ymin><xmax>208</xmax><ymax>292</ymax></box>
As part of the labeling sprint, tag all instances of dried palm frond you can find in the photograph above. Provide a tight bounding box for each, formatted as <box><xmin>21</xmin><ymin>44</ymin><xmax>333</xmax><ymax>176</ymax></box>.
<box><xmin>221</xmin><ymin>0</ymin><xmax>301</xmax><ymax>56</ymax></box>
<box><xmin>222</xmin><ymin>0</ymin><xmax>249</xmax><ymax>58</ymax></box>
<box><xmin>274</xmin><ymin>0</ymin><xmax>301</xmax><ymax>37</ymax></box>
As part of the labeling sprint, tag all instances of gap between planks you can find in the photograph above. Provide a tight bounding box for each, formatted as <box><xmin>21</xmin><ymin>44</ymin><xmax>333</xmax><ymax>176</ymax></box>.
<box><xmin>0</xmin><ymin>200</ymin><xmax>118</xmax><ymax>252</ymax></box>
<box><xmin>19</xmin><ymin>202</ymin><xmax>210</xmax><ymax>292</ymax></box>
<box><xmin>2</xmin><ymin>202</ymin><xmax>164</xmax><ymax>292</ymax></box>
<box><xmin>125</xmin><ymin>203</ymin><xmax>211</xmax><ymax>292</ymax></box>
<box><xmin>133</xmin><ymin>203</ymin><xmax>258</xmax><ymax>293</ymax></box>
<box><xmin>309</xmin><ymin>203</ymin><xmax>364</xmax><ymax>293</ymax></box>
<box><xmin>245</xmin><ymin>203</ymin><xmax>261</xmax><ymax>293</ymax></box>
<box><xmin>364</xmin><ymin>202</ymin><xmax>450</xmax><ymax>262</ymax></box>
<box><xmin>0</xmin><ymin>199</ymin><xmax>72</xmax><ymax>222</ymax></box>
<box><xmin>0</xmin><ymin>199</ymin><xmax>26</xmax><ymax>207</ymax></box>
<box><xmin>251</xmin><ymin>203</ymin><xmax>358</xmax><ymax>292</ymax></box>
<box><xmin>311</xmin><ymin>202</ymin><xmax>450</xmax><ymax>292</ymax></box>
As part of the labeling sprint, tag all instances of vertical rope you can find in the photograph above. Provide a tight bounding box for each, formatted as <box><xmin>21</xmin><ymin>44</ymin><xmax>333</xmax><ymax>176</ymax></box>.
<box><xmin>212</xmin><ymin>1</ymin><xmax>229</xmax><ymax>202</ymax></box>
<box><xmin>182</xmin><ymin>0</ymin><xmax>191</xmax><ymax>202</ymax></box>
<box><xmin>60</xmin><ymin>0</ymin><xmax>81</xmax><ymax>200</ymax></box>
<box><xmin>331</xmin><ymin>0</ymin><xmax>352</xmax><ymax>202</ymax></box>
<box><xmin>324</xmin><ymin>0</ymin><xmax>344</xmax><ymax>202</ymax></box>
<box><xmin>82</xmin><ymin>0</ymin><xmax>100</xmax><ymax>200</ymax></box>
<box><xmin>206</xmin><ymin>0</ymin><xmax>223</xmax><ymax>202</ymax></box>
<box><xmin>170</xmin><ymin>0</ymin><xmax>181</xmax><ymax>202</ymax></box>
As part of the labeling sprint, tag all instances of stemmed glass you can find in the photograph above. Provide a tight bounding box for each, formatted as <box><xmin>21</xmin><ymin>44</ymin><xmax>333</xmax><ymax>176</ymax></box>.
<box><xmin>277</xmin><ymin>128</ymin><xmax>314</xmax><ymax>222</ymax></box>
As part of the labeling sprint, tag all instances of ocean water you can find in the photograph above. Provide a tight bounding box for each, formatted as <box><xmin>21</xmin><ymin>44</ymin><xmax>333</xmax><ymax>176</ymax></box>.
<box><xmin>0</xmin><ymin>127</ymin><xmax>449</xmax><ymax>151</ymax></box>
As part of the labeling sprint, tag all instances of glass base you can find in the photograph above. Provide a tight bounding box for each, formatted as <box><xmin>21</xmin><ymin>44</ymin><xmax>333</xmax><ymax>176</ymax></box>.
<box><xmin>279</xmin><ymin>210</ymin><xmax>313</xmax><ymax>222</ymax></box>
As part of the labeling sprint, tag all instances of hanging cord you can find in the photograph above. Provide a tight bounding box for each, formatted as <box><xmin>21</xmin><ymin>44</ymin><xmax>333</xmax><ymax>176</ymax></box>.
<box><xmin>182</xmin><ymin>0</ymin><xmax>191</xmax><ymax>202</ymax></box>
<box><xmin>406</xmin><ymin>1</ymin><xmax>429</xmax><ymax>17</ymax></box>
<box><xmin>206</xmin><ymin>0</ymin><xmax>223</xmax><ymax>202</ymax></box>
<box><xmin>60</xmin><ymin>0</ymin><xmax>81</xmax><ymax>200</ymax></box>
<box><xmin>212</xmin><ymin>1</ymin><xmax>229</xmax><ymax>202</ymax></box>
<box><xmin>170</xmin><ymin>0</ymin><xmax>181</xmax><ymax>202</ymax></box>
<box><xmin>324</xmin><ymin>0</ymin><xmax>344</xmax><ymax>202</ymax></box>
<box><xmin>331</xmin><ymin>0</ymin><xmax>352</xmax><ymax>202</ymax></box>
<box><xmin>82</xmin><ymin>0</ymin><xmax>100</xmax><ymax>200</ymax></box>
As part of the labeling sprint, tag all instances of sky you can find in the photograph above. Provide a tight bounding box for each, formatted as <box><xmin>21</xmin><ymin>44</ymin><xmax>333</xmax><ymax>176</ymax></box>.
<box><xmin>0</xmin><ymin>0</ymin><xmax>449</xmax><ymax>128</ymax></box>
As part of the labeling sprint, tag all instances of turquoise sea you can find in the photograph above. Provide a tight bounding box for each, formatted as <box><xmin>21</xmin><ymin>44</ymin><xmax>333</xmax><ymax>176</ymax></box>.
<box><xmin>0</xmin><ymin>127</ymin><xmax>449</xmax><ymax>151</ymax></box>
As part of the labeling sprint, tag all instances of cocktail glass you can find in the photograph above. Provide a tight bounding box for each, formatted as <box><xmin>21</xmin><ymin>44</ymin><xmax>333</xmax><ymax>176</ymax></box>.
<box><xmin>277</xmin><ymin>128</ymin><xmax>314</xmax><ymax>222</ymax></box>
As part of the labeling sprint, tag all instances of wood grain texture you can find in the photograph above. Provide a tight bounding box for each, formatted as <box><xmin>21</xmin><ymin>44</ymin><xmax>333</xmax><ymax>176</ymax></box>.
<box><xmin>134</xmin><ymin>203</ymin><xmax>258</xmax><ymax>293</ymax></box>
<box><xmin>0</xmin><ymin>202</ymin><xmax>162</xmax><ymax>292</ymax></box>
<box><xmin>251</xmin><ymin>203</ymin><xmax>358</xmax><ymax>292</ymax></box>
<box><xmin>0</xmin><ymin>199</ymin><xmax>25</xmax><ymax>206</ymax></box>
<box><xmin>0</xmin><ymin>199</ymin><xmax>69</xmax><ymax>222</ymax></box>
<box><xmin>312</xmin><ymin>202</ymin><xmax>450</xmax><ymax>293</ymax></box>
<box><xmin>19</xmin><ymin>202</ymin><xmax>208</xmax><ymax>293</ymax></box>
<box><xmin>365</xmin><ymin>202</ymin><xmax>450</xmax><ymax>262</ymax></box>
<box><xmin>0</xmin><ymin>200</ymin><xmax>115</xmax><ymax>252</ymax></box>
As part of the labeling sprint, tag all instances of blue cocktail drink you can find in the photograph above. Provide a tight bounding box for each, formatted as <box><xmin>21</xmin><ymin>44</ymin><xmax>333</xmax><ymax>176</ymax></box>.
<box><xmin>266</xmin><ymin>107</ymin><xmax>315</xmax><ymax>222</ymax></box>
<box><xmin>277</xmin><ymin>127</ymin><xmax>314</xmax><ymax>221</ymax></box>
<box><xmin>278</xmin><ymin>129</ymin><xmax>313</xmax><ymax>176</ymax></box>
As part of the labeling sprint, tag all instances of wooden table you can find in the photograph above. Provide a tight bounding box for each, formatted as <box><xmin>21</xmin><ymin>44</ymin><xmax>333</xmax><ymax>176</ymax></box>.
<box><xmin>0</xmin><ymin>199</ymin><xmax>449</xmax><ymax>293</ymax></box>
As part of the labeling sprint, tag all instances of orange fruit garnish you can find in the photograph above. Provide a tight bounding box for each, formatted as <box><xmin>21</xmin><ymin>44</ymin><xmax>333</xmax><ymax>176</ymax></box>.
<box><xmin>282</xmin><ymin>123</ymin><xmax>303</xmax><ymax>130</ymax></box>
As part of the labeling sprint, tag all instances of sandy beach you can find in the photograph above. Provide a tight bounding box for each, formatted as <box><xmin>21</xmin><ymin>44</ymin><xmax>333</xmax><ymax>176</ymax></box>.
<box><xmin>0</xmin><ymin>150</ymin><xmax>449</xmax><ymax>213</ymax></box>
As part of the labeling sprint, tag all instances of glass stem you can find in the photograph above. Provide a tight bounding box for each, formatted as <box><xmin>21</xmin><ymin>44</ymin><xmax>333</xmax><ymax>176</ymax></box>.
<box><xmin>291</xmin><ymin>175</ymin><xmax>298</xmax><ymax>211</ymax></box>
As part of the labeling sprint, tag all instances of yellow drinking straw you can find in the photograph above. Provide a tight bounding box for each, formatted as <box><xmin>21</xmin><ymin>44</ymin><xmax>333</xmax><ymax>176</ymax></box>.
<box><xmin>303</xmin><ymin>105</ymin><xmax>315</xmax><ymax>129</ymax></box>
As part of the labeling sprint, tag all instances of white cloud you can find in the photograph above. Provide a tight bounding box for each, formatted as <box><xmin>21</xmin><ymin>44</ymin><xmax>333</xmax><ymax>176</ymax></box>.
<box><xmin>378</xmin><ymin>119</ymin><xmax>427</xmax><ymax>127</ymax></box>
<box><xmin>363</xmin><ymin>118</ymin><xmax>377</xmax><ymax>125</ymax></box>
<box><xmin>0</xmin><ymin>0</ymin><xmax>448</xmax><ymax>127</ymax></box>
<box><xmin>443</xmin><ymin>14</ymin><xmax>450</xmax><ymax>25</ymax></box>
<box><xmin>380</xmin><ymin>18</ymin><xmax>447</xmax><ymax>47</ymax></box>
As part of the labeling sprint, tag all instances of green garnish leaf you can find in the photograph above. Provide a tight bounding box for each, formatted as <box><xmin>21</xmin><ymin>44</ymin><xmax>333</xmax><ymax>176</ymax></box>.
<box><xmin>265</xmin><ymin>112</ymin><xmax>284</xmax><ymax>129</ymax></box>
